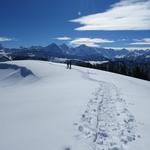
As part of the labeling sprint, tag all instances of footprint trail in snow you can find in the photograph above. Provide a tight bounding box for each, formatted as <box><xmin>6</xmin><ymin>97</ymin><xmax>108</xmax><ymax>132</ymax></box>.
<box><xmin>74</xmin><ymin>69</ymin><xmax>139</xmax><ymax>150</ymax></box>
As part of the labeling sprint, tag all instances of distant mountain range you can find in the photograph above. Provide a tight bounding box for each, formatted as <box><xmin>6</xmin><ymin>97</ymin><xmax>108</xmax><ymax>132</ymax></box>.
<box><xmin>0</xmin><ymin>43</ymin><xmax>150</xmax><ymax>63</ymax></box>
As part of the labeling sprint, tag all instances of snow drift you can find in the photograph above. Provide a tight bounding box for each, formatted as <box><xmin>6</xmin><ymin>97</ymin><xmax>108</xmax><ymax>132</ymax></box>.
<box><xmin>0</xmin><ymin>63</ymin><xmax>34</xmax><ymax>77</ymax></box>
<box><xmin>0</xmin><ymin>63</ymin><xmax>36</xmax><ymax>86</ymax></box>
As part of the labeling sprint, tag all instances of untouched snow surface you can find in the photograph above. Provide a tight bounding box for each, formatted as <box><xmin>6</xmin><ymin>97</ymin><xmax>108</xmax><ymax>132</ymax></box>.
<box><xmin>0</xmin><ymin>60</ymin><xmax>150</xmax><ymax>150</ymax></box>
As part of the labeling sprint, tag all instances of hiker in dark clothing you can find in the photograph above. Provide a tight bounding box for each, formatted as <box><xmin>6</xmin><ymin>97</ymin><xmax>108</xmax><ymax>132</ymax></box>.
<box><xmin>66</xmin><ymin>60</ymin><xmax>72</xmax><ymax>69</ymax></box>
<box><xmin>66</xmin><ymin>60</ymin><xmax>70</xmax><ymax>69</ymax></box>
<box><xmin>69</xmin><ymin>60</ymin><xmax>72</xmax><ymax>69</ymax></box>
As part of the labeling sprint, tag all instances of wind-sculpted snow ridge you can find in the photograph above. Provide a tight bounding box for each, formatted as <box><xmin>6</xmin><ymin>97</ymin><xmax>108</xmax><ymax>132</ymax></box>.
<box><xmin>74</xmin><ymin>69</ymin><xmax>139</xmax><ymax>150</ymax></box>
<box><xmin>0</xmin><ymin>63</ymin><xmax>34</xmax><ymax>77</ymax></box>
<box><xmin>0</xmin><ymin>63</ymin><xmax>37</xmax><ymax>87</ymax></box>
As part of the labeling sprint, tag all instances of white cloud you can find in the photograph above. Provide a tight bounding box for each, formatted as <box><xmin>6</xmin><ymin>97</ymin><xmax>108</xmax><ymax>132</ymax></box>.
<box><xmin>70</xmin><ymin>38</ymin><xmax>114</xmax><ymax>47</ymax></box>
<box><xmin>55</xmin><ymin>36</ymin><xmax>71</xmax><ymax>41</ymax></box>
<box><xmin>70</xmin><ymin>0</ymin><xmax>150</xmax><ymax>31</ymax></box>
<box><xmin>130</xmin><ymin>38</ymin><xmax>150</xmax><ymax>45</ymax></box>
<box><xmin>0</xmin><ymin>37</ymin><xmax>13</xmax><ymax>42</ymax></box>
<box><xmin>119</xmin><ymin>38</ymin><xmax>127</xmax><ymax>41</ymax></box>
<box><xmin>104</xmin><ymin>46</ymin><xmax>150</xmax><ymax>50</ymax></box>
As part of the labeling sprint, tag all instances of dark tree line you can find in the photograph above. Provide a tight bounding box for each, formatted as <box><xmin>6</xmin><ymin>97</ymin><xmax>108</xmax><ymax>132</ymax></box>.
<box><xmin>77</xmin><ymin>61</ymin><xmax>150</xmax><ymax>81</ymax></box>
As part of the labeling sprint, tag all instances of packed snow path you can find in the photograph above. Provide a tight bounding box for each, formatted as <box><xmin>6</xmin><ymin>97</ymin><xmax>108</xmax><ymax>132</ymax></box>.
<box><xmin>74</xmin><ymin>69</ymin><xmax>138</xmax><ymax>150</ymax></box>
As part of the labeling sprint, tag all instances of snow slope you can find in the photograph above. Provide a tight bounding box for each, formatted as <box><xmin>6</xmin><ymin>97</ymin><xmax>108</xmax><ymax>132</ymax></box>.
<box><xmin>0</xmin><ymin>60</ymin><xmax>150</xmax><ymax>150</ymax></box>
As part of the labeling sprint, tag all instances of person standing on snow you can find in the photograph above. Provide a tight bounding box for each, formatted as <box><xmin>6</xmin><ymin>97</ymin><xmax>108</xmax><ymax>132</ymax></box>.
<box><xmin>69</xmin><ymin>60</ymin><xmax>72</xmax><ymax>69</ymax></box>
<box><xmin>66</xmin><ymin>60</ymin><xmax>72</xmax><ymax>69</ymax></box>
<box><xmin>66</xmin><ymin>60</ymin><xmax>69</xmax><ymax>69</ymax></box>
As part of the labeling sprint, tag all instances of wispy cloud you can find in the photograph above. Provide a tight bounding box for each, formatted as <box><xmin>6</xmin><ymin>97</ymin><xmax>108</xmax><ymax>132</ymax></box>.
<box><xmin>70</xmin><ymin>38</ymin><xmax>114</xmax><ymax>47</ymax></box>
<box><xmin>104</xmin><ymin>46</ymin><xmax>150</xmax><ymax>51</ymax></box>
<box><xmin>55</xmin><ymin>36</ymin><xmax>71</xmax><ymax>41</ymax></box>
<box><xmin>0</xmin><ymin>37</ymin><xmax>14</xmax><ymax>42</ymax></box>
<box><xmin>70</xmin><ymin>0</ymin><xmax>150</xmax><ymax>31</ymax></box>
<box><xmin>130</xmin><ymin>38</ymin><xmax>150</xmax><ymax>45</ymax></box>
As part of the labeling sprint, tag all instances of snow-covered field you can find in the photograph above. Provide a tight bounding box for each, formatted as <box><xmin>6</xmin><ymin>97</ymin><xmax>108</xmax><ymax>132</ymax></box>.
<box><xmin>0</xmin><ymin>60</ymin><xmax>150</xmax><ymax>150</ymax></box>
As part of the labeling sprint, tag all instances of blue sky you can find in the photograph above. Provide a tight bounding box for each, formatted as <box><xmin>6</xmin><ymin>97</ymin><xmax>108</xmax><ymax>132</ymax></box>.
<box><xmin>0</xmin><ymin>0</ymin><xmax>150</xmax><ymax>49</ymax></box>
